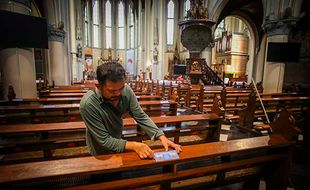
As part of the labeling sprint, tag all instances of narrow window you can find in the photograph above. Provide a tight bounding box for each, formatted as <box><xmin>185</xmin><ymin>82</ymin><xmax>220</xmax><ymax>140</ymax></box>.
<box><xmin>167</xmin><ymin>0</ymin><xmax>175</xmax><ymax>45</ymax></box>
<box><xmin>105</xmin><ymin>0</ymin><xmax>112</xmax><ymax>48</ymax></box>
<box><xmin>118</xmin><ymin>1</ymin><xmax>125</xmax><ymax>49</ymax></box>
<box><xmin>184</xmin><ymin>0</ymin><xmax>190</xmax><ymax>20</ymax></box>
<box><xmin>83</xmin><ymin>1</ymin><xmax>89</xmax><ymax>47</ymax></box>
<box><xmin>129</xmin><ymin>5</ymin><xmax>134</xmax><ymax>49</ymax></box>
<box><xmin>92</xmin><ymin>0</ymin><xmax>100</xmax><ymax>48</ymax></box>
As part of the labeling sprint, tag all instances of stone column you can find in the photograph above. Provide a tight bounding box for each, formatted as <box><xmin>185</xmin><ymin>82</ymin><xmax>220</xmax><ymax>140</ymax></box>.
<box><xmin>0</xmin><ymin>0</ymin><xmax>37</xmax><ymax>99</ymax></box>
<box><xmin>69</xmin><ymin>0</ymin><xmax>83</xmax><ymax>82</ymax></box>
<box><xmin>262</xmin><ymin>0</ymin><xmax>302</xmax><ymax>93</ymax></box>
<box><xmin>48</xmin><ymin>27</ymin><xmax>67</xmax><ymax>85</ymax></box>
<box><xmin>44</xmin><ymin>0</ymin><xmax>70</xmax><ymax>86</ymax></box>
<box><xmin>201</xmin><ymin>47</ymin><xmax>212</xmax><ymax>67</ymax></box>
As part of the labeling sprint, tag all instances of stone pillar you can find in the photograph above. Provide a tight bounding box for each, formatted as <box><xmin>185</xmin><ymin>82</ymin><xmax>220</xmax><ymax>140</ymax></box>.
<box><xmin>262</xmin><ymin>35</ymin><xmax>287</xmax><ymax>93</ymax></box>
<box><xmin>69</xmin><ymin>0</ymin><xmax>83</xmax><ymax>82</ymax></box>
<box><xmin>201</xmin><ymin>47</ymin><xmax>212</xmax><ymax>67</ymax></box>
<box><xmin>48</xmin><ymin>27</ymin><xmax>67</xmax><ymax>85</ymax></box>
<box><xmin>44</xmin><ymin>0</ymin><xmax>70</xmax><ymax>86</ymax></box>
<box><xmin>0</xmin><ymin>0</ymin><xmax>37</xmax><ymax>99</ymax></box>
<box><xmin>262</xmin><ymin>0</ymin><xmax>302</xmax><ymax>93</ymax></box>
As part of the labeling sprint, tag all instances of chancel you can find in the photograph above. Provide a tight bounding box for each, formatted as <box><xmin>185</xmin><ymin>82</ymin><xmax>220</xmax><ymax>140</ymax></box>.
<box><xmin>0</xmin><ymin>0</ymin><xmax>309</xmax><ymax>189</ymax></box>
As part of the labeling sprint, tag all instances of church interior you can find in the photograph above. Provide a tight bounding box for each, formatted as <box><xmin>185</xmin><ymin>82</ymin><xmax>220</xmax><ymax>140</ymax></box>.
<box><xmin>0</xmin><ymin>0</ymin><xmax>309</xmax><ymax>189</ymax></box>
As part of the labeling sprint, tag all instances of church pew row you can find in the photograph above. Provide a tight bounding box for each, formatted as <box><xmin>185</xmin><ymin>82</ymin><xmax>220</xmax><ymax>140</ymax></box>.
<box><xmin>208</xmin><ymin>93</ymin><xmax>310</xmax><ymax>139</ymax></box>
<box><xmin>202</xmin><ymin>91</ymin><xmax>299</xmax><ymax>113</ymax></box>
<box><xmin>0</xmin><ymin>135</ymin><xmax>292</xmax><ymax>190</ymax></box>
<box><xmin>207</xmin><ymin>90</ymin><xmax>309</xmax><ymax>118</ymax></box>
<box><xmin>0</xmin><ymin>95</ymin><xmax>162</xmax><ymax>106</ymax></box>
<box><xmin>237</xmin><ymin>94</ymin><xmax>309</xmax><ymax>136</ymax></box>
<box><xmin>0</xmin><ymin>100</ymin><xmax>177</xmax><ymax>125</ymax></box>
<box><xmin>173</xmin><ymin>83</ymin><xmax>294</xmax><ymax>113</ymax></box>
<box><xmin>0</xmin><ymin>114</ymin><xmax>221</xmax><ymax>163</ymax></box>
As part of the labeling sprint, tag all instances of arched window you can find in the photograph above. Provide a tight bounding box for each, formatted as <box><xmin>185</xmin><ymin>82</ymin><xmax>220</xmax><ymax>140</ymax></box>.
<box><xmin>166</xmin><ymin>0</ymin><xmax>174</xmax><ymax>45</ymax></box>
<box><xmin>184</xmin><ymin>0</ymin><xmax>190</xmax><ymax>19</ymax></box>
<box><xmin>129</xmin><ymin>5</ymin><xmax>134</xmax><ymax>49</ymax></box>
<box><xmin>92</xmin><ymin>0</ymin><xmax>100</xmax><ymax>48</ymax></box>
<box><xmin>215</xmin><ymin>20</ymin><xmax>225</xmax><ymax>38</ymax></box>
<box><xmin>83</xmin><ymin>0</ymin><xmax>89</xmax><ymax>47</ymax></box>
<box><xmin>105</xmin><ymin>0</ymin><xmax>112</xmax><ymax>48</ymax></box>
<box><xmin>118</xmin><ymin>1</ymin><xmax>125</xmax><ymax>49</ymax></box>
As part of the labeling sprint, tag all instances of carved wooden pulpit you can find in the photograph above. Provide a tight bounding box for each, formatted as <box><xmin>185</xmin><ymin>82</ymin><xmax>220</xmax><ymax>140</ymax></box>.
<box><xmin>179</xmin><ymin>0</ymin><xmax>215</xmax><ymax>84</ymax></box>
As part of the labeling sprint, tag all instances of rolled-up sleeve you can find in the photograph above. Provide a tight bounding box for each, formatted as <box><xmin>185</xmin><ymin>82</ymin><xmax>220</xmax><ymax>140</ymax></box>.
<box><xmin>80</xmin><ymin>102</ymin><xmax>126</xmax><ymax>155</ymax></box>
<box><xmin>127</xmin><ymin>88</ymin><xmax>164</xmax><ymax>139</ymax></box>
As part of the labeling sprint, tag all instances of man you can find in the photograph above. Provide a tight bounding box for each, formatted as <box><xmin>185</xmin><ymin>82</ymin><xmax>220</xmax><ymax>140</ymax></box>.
<box><xmin>80</xmin><ymin>62</ymin><xmax>182</xmax><ymax>159</ymax></box>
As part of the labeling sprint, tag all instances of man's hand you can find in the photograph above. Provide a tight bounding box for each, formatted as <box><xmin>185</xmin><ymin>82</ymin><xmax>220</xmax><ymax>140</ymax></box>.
<box><xmin>126</xmin><ymin>141</ymin><xmax>154</xmax><ymax>159</ymax></box>
<box><xmin>159</xmin><ymin>135</ymin><xmax>182</xmax><ymax>153</ymax></box>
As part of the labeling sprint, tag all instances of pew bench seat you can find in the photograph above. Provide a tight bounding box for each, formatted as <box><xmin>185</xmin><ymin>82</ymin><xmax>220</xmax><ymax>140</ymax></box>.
<box><xmin>0</xmin><ymin>114</ymin><xmax>221</xmax><ymax>163</ymax></box>
<box><xmin>0</xmin><ymin>135</ymin><xmax>292</xmax><ymax>190</ymax></box>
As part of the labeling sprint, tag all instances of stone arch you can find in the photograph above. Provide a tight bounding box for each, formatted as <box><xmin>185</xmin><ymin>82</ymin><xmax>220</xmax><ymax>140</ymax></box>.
<box><xmin>209</xmin><ymin>0</ymin><xmax>262</xmax><ymax>83</ymax></box>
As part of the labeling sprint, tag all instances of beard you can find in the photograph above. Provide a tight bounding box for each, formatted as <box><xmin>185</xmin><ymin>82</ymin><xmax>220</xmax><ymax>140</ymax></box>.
<box><xmin>108</xmin><ymin>96</ymin><xmax>120</xmax><ymax>101</ymax></box>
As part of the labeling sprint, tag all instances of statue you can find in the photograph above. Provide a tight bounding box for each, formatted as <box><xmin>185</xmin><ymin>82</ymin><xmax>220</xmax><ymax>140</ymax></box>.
<box><xmin>77</xmin><ymin>43</ymin><xmax>82</xmax><ymax>58</ymax></box>
<box><xmin>186</xmin><ymin>0</ymin><xmax>208</xmax><ymax>20</ymax></box>
<box><xmin>57</xmin><ymin>21</ymin><xmax>64</xmax><ymax>30</ymax></box>
<box><xmin>7</xmin><ymin>85</ymin><xmax>16</xmax><ymax>101</ymax></box>
<box><xmin>108</xmin><ymin>48</ymin><xmax>112</xmax><ymax>60</ymax></box>
<box><xmin>153</xmin><ymin>47</ymin><xmax>158</xmax><ymax>62</ymax></box>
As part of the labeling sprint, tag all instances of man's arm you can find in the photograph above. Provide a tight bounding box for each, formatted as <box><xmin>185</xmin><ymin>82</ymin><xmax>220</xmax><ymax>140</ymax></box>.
<box><xmin>126</xmin><ymin>86</ymin><xmax>164</xmax><ymax>139</ymax></box>
<box><xmin>126</xmin><ymin>86</ymin><xmax>182</xmax><ymax>153</ymax></box>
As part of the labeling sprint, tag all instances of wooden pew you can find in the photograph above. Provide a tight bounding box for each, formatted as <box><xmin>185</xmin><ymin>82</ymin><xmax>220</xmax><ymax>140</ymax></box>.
<box><xmin>0</xmin><ymin>114</ymin><xmax>221</xmax><ymax>163</ymax></box>
<box><xmin>0</xmin><ymin>97</ymin><xmax>82</xmax><ymax>105</ymax></box>
<box><xmin>40</xmin><ymin>92</ymin><xmax>86</xmax><ymax>98</ymax></box>
<box><xmin>0</xmin><ymin>100</ymin><xmax>178</xmax><ymax>124</ymax></box>
<box><xmin>176</xmin><ymin>83</ymin><xmax>190</xmax><ymax>107</ymax></box>
<box><xmin>48</xmin><ymin>84</ymin><xmax>96</xmax><ymax>90</ymax></box>
<box><xmin>187</xmin><ymin>84</ymin><xmax>204</xmax><ymax>111</ymax></box>
<box><xmin>0</xmin><ymin>135</ymin><xmax>292</xmax><ymax>190</ymax></box>
<box><xmin>201</xmin><ymin>88</ymin><xmax>297</xmax><ymax>113</ymax></box>
<box><xmin>238</xmin><ymin>97</ymin><xmax>305</xmax><ymax>138</ymax></box>
<box><xmin>237</xmin><ymin>95</ymin><xmax>310</xmax><ymax>124</ymax></box>
<box><xmin>133</xmin><ymin>100</ymin><xmax>178</xmax><ymax>117</ymax></box>
<box><xmin>256</xmin><ymin>96</ymin><xmax>310</xmax><ymax>118</ymax></box>
<box><xmin>0</xmin><ymin>95</ymin><xmax>162</xmax><ymax>106</ymax></box>
<box><xmin>0</xmin><ymin>103</ymin><xmax>81</xmax><ymax>124</ymax></box>
<box><xmin>39</xmin><ymin>89</ymin><xmax>89</xmax><ymax>94</ymax></box>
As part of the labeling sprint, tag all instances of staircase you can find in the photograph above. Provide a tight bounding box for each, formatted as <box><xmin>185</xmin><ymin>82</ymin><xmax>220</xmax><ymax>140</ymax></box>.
<box><xmin>202</xmin><ymin>64</ymin><xmax>224</xmax><ymax>85</ymax></box>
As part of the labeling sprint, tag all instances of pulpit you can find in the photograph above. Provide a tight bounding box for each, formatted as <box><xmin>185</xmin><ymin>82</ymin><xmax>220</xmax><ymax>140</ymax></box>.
<box><xmin>185</xmin><ymin>58</ymin><xmax>206</xmax><ymax>84</ymax></box>
<box><xmin>179</xmin><ymin>0</ymin><xmax>215</xmax><ymax>84</ymax></box>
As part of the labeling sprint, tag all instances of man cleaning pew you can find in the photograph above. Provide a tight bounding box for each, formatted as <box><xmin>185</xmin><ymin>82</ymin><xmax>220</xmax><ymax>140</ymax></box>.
<box><xmin>80</xmin><ymin>61</ymin><xmax>182</xmax><ymax>159</ymax></box>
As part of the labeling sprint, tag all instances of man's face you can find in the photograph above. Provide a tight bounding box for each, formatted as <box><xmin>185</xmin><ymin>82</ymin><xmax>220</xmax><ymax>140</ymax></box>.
<box><xmin>100</xmin><ymin>79</ymin><xmax>125</xmax><ymax>101</ymax></box>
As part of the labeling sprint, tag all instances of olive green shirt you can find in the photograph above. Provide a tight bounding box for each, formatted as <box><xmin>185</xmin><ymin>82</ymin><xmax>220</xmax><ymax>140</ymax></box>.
<box><xmin>80</xmin><ymin>84</ymin><xmax>164</xmax><ymax>155</ymax></box>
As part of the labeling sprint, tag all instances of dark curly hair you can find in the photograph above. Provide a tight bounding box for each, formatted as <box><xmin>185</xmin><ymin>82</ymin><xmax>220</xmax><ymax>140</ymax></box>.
<box><xmin>96</xmin><ymin>62</ymin><xmax>126</xmax><ymax>86</ymax></box>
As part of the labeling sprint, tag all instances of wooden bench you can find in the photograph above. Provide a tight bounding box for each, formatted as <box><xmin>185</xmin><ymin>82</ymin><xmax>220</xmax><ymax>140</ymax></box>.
<box><xmin>0</xmin><ymin>114</ymin><xmax>221</xmax><ymax>163</ymax></box>
<box><xmin>0</xmin><ymin>103</ymin><xmax>81</xmax><ymax>124</ymax></box>
<box><xmin>0</xmin><ymin>97</ymin><xmax>82</xmax><ymax>105</ymax></box>
<box><xmin>238</xmin><ymin>96</ymin><xmax>307</xmax><ymax>137</ymax></box>
<box><xmin>0</xmin><ymin>134</ymin><xmax>292</xmax><ymax>190</ymax></box>
<box><xmin>0</xmin><ymin>95</ymin><xmax>162</xmax><ymax>106</ymax></box>
<box><xmin>40</xmin><ymin>92</ymin><xmax>86</xmax><ymax>98</ymax></box>
<box><xmin>0</xmin><ymin>100</ymin><xmax>178</xmax><ymax>124</ymax></box>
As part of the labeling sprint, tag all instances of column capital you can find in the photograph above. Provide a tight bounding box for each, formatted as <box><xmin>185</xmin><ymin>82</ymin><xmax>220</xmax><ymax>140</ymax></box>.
<box><xmin>263</xmin><ymin>18</ymin><xmax>298</xmax><ymax>36</ymax></box>
<box><xmin>48</xmin><ymin>25</ymin><xmax>65</xmax><ymax>43</ymax></box>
